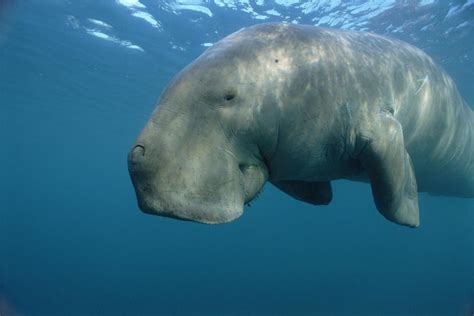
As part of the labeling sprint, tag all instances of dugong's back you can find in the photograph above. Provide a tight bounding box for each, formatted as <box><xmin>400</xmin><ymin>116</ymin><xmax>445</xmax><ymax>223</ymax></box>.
<box><xmin>235</xmin><ymin>24</ymin><xmax>474</xmax><ymax>198</ymax></box>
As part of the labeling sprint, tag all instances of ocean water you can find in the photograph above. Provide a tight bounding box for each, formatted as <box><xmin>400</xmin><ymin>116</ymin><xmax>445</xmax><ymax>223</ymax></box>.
<box><xmin>0</xmin><ymin>1</ymin><xmax>473</xmax><ymax>315</ymax></box>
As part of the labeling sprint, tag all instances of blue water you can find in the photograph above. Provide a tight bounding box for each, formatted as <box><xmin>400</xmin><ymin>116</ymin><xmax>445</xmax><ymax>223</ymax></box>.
<box><xmin>1</xmin><ymin>1</ymin><xmax>473</xmax><ymax>315</ymax></box>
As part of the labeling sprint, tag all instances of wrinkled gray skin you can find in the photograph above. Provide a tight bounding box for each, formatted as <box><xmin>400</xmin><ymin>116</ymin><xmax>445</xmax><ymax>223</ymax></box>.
<box><xmin>128</xmin><ymin>23</ymin><xmax>474</xmax><ymax>228</ymax></box>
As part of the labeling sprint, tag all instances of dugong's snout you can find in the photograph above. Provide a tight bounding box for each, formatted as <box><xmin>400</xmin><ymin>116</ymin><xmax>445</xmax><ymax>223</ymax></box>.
<box><xmin>127</xmin><ymin>140</ymin><xmax>264</xmax><ymax>224</ymax></box>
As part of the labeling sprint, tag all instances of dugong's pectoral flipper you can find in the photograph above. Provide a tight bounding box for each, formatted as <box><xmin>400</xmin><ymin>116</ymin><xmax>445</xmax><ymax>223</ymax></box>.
<box><xmin>358</xmin><ymin>114</ymin><xmax>420</xmax><ymax>227</ymax></box>
<box><xmin>272</xmin><ymin>181</ymin><xmax>333</xmax><ymax>205</ymax></box>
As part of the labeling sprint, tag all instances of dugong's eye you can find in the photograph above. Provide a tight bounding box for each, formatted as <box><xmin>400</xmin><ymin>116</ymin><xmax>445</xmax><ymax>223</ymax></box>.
<box><xmin>224</xmin><ymin>93</ymin><xmax>235</xmax><ymax>101</ymax></box>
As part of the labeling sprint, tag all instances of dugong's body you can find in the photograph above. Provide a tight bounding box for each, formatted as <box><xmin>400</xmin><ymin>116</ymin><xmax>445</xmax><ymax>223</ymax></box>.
<box><xmin>128</xmin><ymin>23</ymin><xmax>473</xmax><ymax>227</ymax></box>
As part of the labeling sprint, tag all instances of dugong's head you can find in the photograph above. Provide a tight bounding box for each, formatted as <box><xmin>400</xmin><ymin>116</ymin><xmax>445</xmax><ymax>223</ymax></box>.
<box><xmin>128</xmin><ymin>27</ymin><xmax>281</xmax><ymax>224</ymax></box>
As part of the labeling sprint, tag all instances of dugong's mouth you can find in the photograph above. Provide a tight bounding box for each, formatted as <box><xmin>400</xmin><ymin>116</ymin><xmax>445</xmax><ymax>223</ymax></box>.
<box><xmin>137</xmin><ymin>198</ymin><xmax>192</xmax><ymax>223</ymax></box>
<box><xmin>133</xmin><ymin>187</ymin><xmax>245</xmax><ymax>224</ymax></box>
<box><xmin>151</xmin><ymin>210</ymin><xmax>242</xmax><ymax>225</ymax></box>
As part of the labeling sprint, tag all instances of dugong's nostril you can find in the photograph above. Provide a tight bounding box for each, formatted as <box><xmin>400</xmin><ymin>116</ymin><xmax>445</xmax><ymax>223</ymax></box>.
<box><xmin>129</xmin><ymin>144</ymin><xmax>146</xmax><ymax>163</ymax></box>
<box><xmin>134</xmin><ymin>144</ymin><xmax>145</xmax><ymax>156</ymax></box>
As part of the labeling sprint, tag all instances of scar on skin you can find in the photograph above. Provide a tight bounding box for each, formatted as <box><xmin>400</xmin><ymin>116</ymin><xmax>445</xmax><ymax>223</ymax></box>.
<box><xmin>415</xmin><ymin>75</ymin><xmax>428</xmax><ymax>95</ymax></box>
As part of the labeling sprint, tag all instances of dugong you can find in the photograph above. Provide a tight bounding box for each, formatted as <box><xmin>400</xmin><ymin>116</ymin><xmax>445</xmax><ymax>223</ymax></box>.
<box><xmin>128</xmin><ymin>23</ymin><xmax>473</xmax><ymax>227</ymax></box>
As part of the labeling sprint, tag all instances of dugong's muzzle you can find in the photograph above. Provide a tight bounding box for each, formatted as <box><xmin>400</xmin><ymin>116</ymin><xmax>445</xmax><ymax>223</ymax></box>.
<box><xmin>128</xmin><ymin>141</ymin><xmax>258</xmax><ymax>224</ymax></box>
